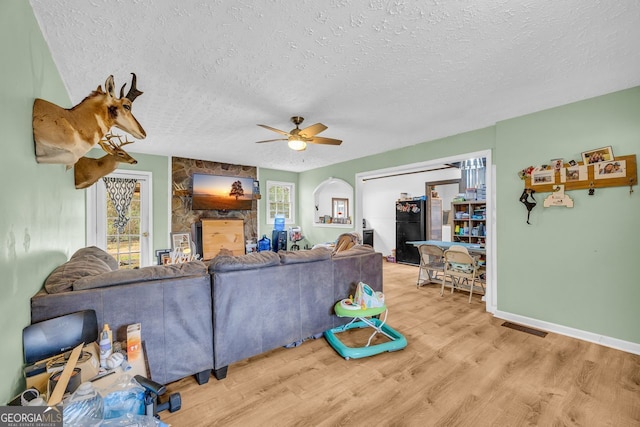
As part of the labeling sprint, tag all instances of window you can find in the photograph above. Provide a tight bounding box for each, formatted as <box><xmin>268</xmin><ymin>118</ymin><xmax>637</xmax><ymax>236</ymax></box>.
<box><xmin>105</xmin><ymin>181</ymin><xmax>142</xmax><ymax>268</ymax></box>
<box><xmin>266</xmin><ymin>181</ymin><xmax>295</xmax><ymax>224</ymax></box>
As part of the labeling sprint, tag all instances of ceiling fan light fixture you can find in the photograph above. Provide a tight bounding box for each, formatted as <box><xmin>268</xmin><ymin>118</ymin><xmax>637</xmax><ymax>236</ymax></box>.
<box><xmin>288</xmin><ymin>137</ymin><xmax>307</xmax><ymax>151</ymax></box>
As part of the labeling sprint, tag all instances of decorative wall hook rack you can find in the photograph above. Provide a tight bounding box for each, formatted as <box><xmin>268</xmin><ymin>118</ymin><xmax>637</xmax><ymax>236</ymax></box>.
<box><xmin>523</xmin><ymin>154</ymin><xmax>636</xmax><ymax>194</ymax></box>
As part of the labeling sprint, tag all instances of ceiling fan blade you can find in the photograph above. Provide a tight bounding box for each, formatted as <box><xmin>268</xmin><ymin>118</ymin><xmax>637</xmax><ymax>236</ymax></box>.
<box><xmin>308</xmin><ymin>136</ymin><xmax>342</xmax><ymax>146</ymax></box>
<box><xmin>255</xmin><ymin>138</ymin><xmax>287</xmax><ymax>143</ymax></box>
<box><xmin>257</xmin><ymin>124</ymin><xmax>290</xmax><ymax>136</ymax></box>
<box><xmin>299</xmin><ymin>123</ymin><xmax>327</xmax><ymax>138</ymax></box>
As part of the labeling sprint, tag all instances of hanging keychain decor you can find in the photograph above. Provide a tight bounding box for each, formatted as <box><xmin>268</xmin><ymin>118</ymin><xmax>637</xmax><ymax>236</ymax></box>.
<box><xmin>519</xmin><ymin>188</ymin><xmax>537</xmax><ymax>224</ymax></box>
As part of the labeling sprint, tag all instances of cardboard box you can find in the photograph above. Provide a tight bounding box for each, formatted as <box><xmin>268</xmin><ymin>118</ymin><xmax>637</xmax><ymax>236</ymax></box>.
<box><xmin>25</xmin><ymin>342</ymin><xmax>100</xmax><ymax>396</ymax></box>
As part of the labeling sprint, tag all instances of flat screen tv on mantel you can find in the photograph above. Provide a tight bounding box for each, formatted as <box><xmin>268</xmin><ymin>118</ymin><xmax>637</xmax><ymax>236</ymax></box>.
<box><xmin>192</xmin><ymin>174</ymin><xmax>254</xmax><ymax>210</ymax></box>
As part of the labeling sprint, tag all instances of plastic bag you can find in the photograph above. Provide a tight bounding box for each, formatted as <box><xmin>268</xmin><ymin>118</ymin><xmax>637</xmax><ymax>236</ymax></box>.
<box><xmin>63</xmin><ymin>382</ymin><xmax>104</xmax><ymax>426</ymax></box>
<box><xmin>98</xmin><ymin>414</ymin><xmax>168</xmax><ymax>427</ymax></box>
<box><xmin>97</xmin><ymin>375</ymin><xmax>145</xmax><ymax>420</ymax></box>
<box><xmin>353</xmin><ymin>282</ymin><xmax>384</xmax><ymax>309</ymax></box>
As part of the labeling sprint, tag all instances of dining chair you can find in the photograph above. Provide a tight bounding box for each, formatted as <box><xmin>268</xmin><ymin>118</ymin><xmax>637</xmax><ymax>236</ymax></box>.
<box><xmin>449</xmin><ymin>244</ymin><xmax>486</xmax><ymax>287</ymax></box>
<box><xmin>442</xmin><ymin>249</ymin><xmax>484</xmax><ymax>303</ymax></box>
<box><xmin>448</xmin><ymin>245</ymin><xmax>470</xmax><ymax>254</ymax></box>
<box><xmin>416</xmin><ymin>244</ymin><xmax>445</xmax><ymax>287</ymax></box>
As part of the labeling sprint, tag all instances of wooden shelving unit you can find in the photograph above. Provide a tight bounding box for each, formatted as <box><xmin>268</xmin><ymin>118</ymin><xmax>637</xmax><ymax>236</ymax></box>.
<box><xmin>451</xmin><ymin>200</ymin><xmax>487</xmax><ymax>243</ymax></box>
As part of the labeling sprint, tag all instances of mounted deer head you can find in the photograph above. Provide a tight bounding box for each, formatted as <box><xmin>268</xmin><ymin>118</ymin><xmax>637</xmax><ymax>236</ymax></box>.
<box><xmin>34</xmin><ymin>73</ymin><xmax>146</xmax><ymax>167</ymax></box>
<box><xmin>74</xmin><ymin>133</ymin><xmax>138</xmax><ymax>189</ymax></box>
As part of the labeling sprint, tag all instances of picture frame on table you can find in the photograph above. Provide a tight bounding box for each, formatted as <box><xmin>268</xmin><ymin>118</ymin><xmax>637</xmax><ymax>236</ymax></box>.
<box><xmin>581</xmin><ymin>146</ymin><xmax>614</xmax><ymax>165</ymax></box>
<box><xmin>155</xmin><ymin>249</ymin><xmax>171</xmax><ymax>266</ymax></box>
<box><xmin>171</xmin><ymin>232</ymin><xmax>192</xmax><ymax>253</ymax></box>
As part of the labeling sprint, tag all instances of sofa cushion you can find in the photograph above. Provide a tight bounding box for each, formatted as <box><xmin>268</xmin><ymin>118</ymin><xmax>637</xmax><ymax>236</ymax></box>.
<box><xmin>209</xmin><ymin>251</ymin><xmax>280</xmax><ymax>272</ymax></box>
<box><xmin>73</xmin><ymin>260</ymin><xmax>208</xmax><ymax>291</ymax></box>
<box><xmin>44</xmin><ymin>254</ymin><xmax>113</xmax><ymax>294</ymax></box>
<box><xmin>71</xmin><ymin>246</ymin><xmax>119</xmax><ymax>271</ymax></box>
<box><xmin>278</xmin><ymin>247</ymin><xmax>332</xmax><ymax>265</ymax></box>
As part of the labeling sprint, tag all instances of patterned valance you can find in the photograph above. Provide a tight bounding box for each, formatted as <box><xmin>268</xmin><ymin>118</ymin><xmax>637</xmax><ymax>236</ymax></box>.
<box><xmin>103</xmin><ymin>177</ymin><xmax>137</xmax><ymax>233</ymax></box>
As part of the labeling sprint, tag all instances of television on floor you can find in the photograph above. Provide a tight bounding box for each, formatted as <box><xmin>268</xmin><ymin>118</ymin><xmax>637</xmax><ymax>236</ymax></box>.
<box><xmin>192</xmin><ymin>174</ymin><xmax>254</xmax><ymax>210</ymax></box>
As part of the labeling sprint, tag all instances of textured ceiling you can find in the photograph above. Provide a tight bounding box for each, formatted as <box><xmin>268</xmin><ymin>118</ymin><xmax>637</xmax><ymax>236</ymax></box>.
<box><xmin>29</xmin><ymin>0</ymin><xmax>640</xmax><ymax>172</ymax></box>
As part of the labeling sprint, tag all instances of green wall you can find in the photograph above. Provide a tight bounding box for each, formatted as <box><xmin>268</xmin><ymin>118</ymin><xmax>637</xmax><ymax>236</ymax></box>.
<box><xmin>0</xmin><ymin>2</ymin><xmax>171</xmax><ymax>402</ymax></box>
<box><xmin>495</xmin><ymin>87</ymin><xmax>640</xmax><ymax>343</ymax></box>
<box><xmin>0</xmin><ymin>1</ymin><xmax>84</xmax><ymax>402</ymax></box>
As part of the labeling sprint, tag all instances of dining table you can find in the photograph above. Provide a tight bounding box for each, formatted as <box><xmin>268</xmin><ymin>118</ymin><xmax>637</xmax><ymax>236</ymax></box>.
<box><xmin>406</xmin><ymin>240</ymin><xmax>486</xmax><ymax>255</ymax></box>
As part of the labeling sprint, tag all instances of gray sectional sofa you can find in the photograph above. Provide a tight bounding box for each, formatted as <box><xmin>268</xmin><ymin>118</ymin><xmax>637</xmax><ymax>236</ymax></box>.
<box><xmin>209</xmin><ymin>245</ymin><xmax>382</xmax><ymax>379</ymax></box>
<box><xmin>31</xmin><ymin>244</ymin><xmax>383</xmax><ymax>384</ymax></box>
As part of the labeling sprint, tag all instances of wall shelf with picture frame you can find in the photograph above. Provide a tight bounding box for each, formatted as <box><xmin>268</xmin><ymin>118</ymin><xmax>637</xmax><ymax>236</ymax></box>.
<box><xmin>523</xmin><ymin>153</ymin><xmax>637</xmax><ymax>193</ymax></box>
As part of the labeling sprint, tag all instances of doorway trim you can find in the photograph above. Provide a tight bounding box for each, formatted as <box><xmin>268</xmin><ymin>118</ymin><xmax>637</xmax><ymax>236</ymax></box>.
<box><xmin>355</xmin><ymin>149</ymin><xmax>496</xmax><ymax>313</ymax></box>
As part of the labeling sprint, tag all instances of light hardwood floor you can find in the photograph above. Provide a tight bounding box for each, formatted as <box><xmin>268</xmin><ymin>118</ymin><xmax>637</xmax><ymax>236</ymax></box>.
<box><xmin>162</xmin><ymin>262</ymin><xmax>640</xmax><ymax>427</ymax></box>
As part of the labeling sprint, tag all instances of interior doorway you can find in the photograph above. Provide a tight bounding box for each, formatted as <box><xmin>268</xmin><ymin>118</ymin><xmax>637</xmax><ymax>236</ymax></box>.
<box><xmin>355</xmin><ymin>149</ymin><xmax>495</xmax><ymax>313</ymax></box>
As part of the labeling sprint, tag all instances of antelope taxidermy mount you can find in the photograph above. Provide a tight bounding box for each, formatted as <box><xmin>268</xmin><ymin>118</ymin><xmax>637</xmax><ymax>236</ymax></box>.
<box><xmin>33</xmin><ymin>73</ymin><xmax>146</xmax><ymax>167</ymax></box>
<box><xmin>74</xmin><ymin>133</ymin><xmax>138</xmax><ymax>189</ymax></box>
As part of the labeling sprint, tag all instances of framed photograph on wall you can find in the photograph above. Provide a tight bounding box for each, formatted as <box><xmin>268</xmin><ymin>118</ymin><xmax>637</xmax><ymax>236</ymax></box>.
<box><xmin>581</xmin><ymin>146</ymin><xmax>614</xmax><ymax>165</ymax></box>
<box><xmin>595</xmin><ymin>160</ymin><xmax>626</xmax><ymax>179</ymax></box>
<box><xmin>531</xmin><ymin>169</ymin><xmax>555</xmax><ymax>185</ymax></box>
<box><xmin>561</xmin><ymin>165</ymin><xmax>587</xmax><ymax>183</ymax></box>
<box><xmin>171</xmin><ymin>232</ymin><xmax>192</xmax><ymax>253</ymax></box>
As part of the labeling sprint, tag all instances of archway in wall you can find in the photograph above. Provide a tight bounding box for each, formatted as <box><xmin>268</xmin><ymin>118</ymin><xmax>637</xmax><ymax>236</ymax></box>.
<box><xmin>355</xmin><ymin>149</ymin><xmax>496</xmax><ymax>313</ymax></box>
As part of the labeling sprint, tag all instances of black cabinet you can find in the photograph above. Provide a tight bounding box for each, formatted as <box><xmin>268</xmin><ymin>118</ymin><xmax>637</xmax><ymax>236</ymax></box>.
<box><xmin>363</xmin><ymin>229</ymin><xmax>374</xmax><ymax>246</ymax></box>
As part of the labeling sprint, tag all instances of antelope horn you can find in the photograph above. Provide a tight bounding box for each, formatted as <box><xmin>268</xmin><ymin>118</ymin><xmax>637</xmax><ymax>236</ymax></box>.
<box><xmin>119</xmin><ymin>73</ymin><xmax>144</xmax><ymax>102</ymax></box>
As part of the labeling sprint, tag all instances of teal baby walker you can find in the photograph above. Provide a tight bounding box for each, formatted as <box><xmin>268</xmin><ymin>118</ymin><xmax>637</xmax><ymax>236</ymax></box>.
<box><xmin>324</xmin><ymin>282</ymin><xmax>407</xmax><ymax>360</ymax></box>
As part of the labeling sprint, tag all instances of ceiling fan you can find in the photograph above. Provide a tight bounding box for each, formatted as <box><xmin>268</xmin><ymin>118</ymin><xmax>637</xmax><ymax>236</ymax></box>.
<box><xmin>256</xmin><ymin>116</ymin><xmax>342</xmax><ymax>151</ymax></box>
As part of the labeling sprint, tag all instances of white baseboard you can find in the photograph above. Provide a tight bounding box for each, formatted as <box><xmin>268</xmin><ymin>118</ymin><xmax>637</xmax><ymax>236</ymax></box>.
<box><xmin>493</xmin><ymin>310</ymin><xmax>640</xmax><ymax>356</ymax></box>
